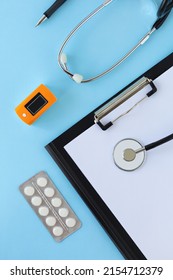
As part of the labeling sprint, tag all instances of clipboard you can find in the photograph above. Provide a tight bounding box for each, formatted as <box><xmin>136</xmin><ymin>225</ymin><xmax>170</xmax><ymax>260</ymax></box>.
<box><xmin>46</xmin><ymin>53</ymin><xmax>173</xmax><ymax>260</ymax></box>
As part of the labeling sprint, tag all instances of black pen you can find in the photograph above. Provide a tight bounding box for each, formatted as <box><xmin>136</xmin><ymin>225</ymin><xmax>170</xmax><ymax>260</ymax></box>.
<box><xmin>35</xmin><ymin>0</ymin><xmax>67</xmax><ymax>27</ymax></box>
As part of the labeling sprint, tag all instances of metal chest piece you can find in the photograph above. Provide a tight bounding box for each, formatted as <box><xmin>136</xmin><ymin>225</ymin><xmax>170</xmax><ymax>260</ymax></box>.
<box><xmin>113</xmin><ymin>138</ymin><xmax>145</xmax><ymax>171</ymax></box>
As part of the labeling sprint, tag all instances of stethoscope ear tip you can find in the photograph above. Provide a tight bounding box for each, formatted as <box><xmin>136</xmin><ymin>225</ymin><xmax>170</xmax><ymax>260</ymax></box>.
<box><xmin>72</xmin><ymin>74</ymin><xmax>84</xmax><ymax>84</ymax></box>
<box><xmin>60</xmin><ymin>53</ymin><xmax>67</xmax><ymax>65</ymax></box>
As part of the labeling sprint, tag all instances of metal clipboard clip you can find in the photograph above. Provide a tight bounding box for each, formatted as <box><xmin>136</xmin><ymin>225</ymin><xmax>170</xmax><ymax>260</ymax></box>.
<box><xmin>94</xmin><ymin>77</ymin><xmax>157</xmax><ymax>131</ymax></box>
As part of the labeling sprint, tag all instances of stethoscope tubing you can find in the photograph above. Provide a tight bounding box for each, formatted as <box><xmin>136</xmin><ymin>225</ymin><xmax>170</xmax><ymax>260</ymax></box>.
<box><xmin>158</xmin><ymin>0</ymin><xmax>173</xmax><ymax>17</ymax></box>
<box><xmin>145</xmin><ymin>132</ymin><xmax>173</xmax><ymax>152</ymax></box>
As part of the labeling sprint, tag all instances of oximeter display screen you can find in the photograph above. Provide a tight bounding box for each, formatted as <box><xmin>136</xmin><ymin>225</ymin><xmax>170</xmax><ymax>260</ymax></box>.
<box><xmin>25</xmin><ymin>93</ymin><xmax>48</xmax><ymax>115</ymax></box>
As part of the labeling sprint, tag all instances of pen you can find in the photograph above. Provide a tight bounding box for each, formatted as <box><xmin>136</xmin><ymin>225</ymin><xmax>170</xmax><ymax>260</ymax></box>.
<box><xmin>35</xmin><ymin>0</ymin><xmax>67</xmax><ymax>27</ymax></box>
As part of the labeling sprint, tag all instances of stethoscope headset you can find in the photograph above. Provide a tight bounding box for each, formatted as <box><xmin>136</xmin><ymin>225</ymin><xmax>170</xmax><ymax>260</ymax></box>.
<box><xmin>58</xmin><ymin>0</ymin><xmax>173</xmax><ymax>83</ymax></box>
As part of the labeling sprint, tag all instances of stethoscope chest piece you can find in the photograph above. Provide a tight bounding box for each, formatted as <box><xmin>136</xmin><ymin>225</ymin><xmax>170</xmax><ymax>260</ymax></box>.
<box><xmin>113</xmin><ymin>138</ymin><xmax>145</xmax><ymax>171</ymax></box>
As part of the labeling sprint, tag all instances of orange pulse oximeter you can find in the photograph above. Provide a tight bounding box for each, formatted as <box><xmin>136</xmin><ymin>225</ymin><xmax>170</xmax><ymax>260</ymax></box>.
<box><xmin>15</xmin><ymin>84</ymin><xmax>57</xmax><ymax>125</ymax></box>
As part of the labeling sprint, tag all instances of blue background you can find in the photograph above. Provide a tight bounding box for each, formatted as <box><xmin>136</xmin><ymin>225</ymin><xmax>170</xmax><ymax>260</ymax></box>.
<box><xmin>0</xmin><ymin>0</ymin><xmax>173</xmax><ymax>260</ymax></box>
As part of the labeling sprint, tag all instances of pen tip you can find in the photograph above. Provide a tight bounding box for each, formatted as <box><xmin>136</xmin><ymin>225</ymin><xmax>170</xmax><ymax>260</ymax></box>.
<box><xmin>35</xmin><ymin>15</ymin><xmax>47</xmax><ymax>27</ymax></box>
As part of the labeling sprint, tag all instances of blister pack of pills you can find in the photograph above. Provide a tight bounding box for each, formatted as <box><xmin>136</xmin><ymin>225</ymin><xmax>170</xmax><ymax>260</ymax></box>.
<box><xmin>19</xmin><ymin>171</ymin><xmax>81</xmax><ymax>242</ymax></box>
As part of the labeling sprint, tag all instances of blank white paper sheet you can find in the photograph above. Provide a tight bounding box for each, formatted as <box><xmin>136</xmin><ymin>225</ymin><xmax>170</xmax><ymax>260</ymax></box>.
<box><xmin>65</xmin><ymin>67</ymin><xmax>173</xmax><ymax>259</ymax></box>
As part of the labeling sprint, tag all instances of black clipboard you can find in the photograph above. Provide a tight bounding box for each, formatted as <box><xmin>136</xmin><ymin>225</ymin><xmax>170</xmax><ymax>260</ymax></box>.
<box><xmin>46</xmin><ymin>53</ymin><xmax>173</xmax><ymax>260</ymax></box>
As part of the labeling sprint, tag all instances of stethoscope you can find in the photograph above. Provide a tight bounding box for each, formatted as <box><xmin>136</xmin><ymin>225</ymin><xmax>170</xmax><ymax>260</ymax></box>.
<box><xmin>113</xmin><ymin>133</ymin><xmax>173</xmax><ymax>171</ymax></box>
<box><xmin>58</xmin><ymin>0</ymin><xmax>173</xmax><ymax>83</ymax></box>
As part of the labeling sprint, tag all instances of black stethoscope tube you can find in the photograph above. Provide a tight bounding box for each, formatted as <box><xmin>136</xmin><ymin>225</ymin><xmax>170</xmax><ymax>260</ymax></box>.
<box><xmin>158</xmin><ymin>0</ymin><xmax>173</xmax><ymax>17</ymax></box>
<box><xmin>153</xmin><ymin>0</ymin><xmax>173</xmax><ymax>29</ymax></box>
<box><xmin>144</xmin><ymin>133</ymin><xmax>173</xmax><ymax>152</ymax></box>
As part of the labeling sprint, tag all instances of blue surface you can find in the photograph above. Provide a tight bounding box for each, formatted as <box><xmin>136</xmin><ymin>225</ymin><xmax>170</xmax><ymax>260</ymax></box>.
<box><xmin>0</xmin><ymin>0</ymin><xmax>173</xmax><ymax>260</ymax></box>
